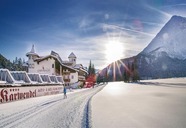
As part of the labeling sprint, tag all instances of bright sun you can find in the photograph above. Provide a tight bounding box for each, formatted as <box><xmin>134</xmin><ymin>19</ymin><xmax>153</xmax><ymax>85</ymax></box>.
<box><xmin>105</xmin><ymin>40</ymin><xmax>124</xmax><ymax>64</ymax></box>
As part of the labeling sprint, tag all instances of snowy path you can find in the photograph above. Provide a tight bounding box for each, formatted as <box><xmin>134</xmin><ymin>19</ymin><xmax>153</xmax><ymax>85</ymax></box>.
<box><xmin>0</xmin><ymin>86</ymin><xmax>104</xmax><ymax>128</ymax></box>
<box><xmin>92</xmin><ymin>80</ymin><xmax>186</xmax><ymax>128</ymax></box>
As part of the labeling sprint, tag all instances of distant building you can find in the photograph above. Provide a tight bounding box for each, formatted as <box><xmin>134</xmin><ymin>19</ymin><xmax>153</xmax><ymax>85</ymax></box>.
<box><xmin>62</xmin><ymin>52</ymin><xmax>88</xmax><ymax>86</ymax></box>
<box><xmin>26</xmin><ymin>45</ymin><xmax>87</xmax><ymax>86</ymax></box>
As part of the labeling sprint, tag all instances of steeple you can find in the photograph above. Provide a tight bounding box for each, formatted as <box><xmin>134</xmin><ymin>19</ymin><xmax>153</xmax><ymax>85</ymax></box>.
<box><xmin>26</xmin><ymin>44</ymin><xmax>39</xmax><ymax>57</ymax></box>
<box><xmin>30</xmin><ymin>44</ymin><xmax>36</xmax><ymax>53</ymax></box>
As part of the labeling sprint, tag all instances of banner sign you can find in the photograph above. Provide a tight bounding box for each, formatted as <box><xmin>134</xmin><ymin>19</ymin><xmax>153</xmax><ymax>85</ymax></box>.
<box><xmin>0</xmin><ymin>85</ymin><xmax>63</xmax><ymax>104</ymax></box>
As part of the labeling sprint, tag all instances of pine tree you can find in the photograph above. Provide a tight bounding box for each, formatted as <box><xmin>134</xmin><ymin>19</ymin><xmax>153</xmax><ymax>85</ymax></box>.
<box><xmin>87</xmin><ymin>60</ymin><xmax>96</xmax><ymax>86</ymax></box>
<box><xmin>92</xmin><ymin>64</ymin><xmax>95</xmax><ymax>75</ymax></box>
<box><xmin>123</xmin><ymin>64</ymin><xmax>130</xmax><ymax>83</ymax></box>
<box><xmin>23</xmin><ymin>58</ymin><xmax>25</xmax><ymax>63</ymax></box>
<box><xmin>88</xmin><ymin>60</ymin><xmax>92</xmax><ymax>75</ymax></box>
<box><xmin>18</xmin><ymin>58</ymin><xmax>22</xmax><ymax>66</ymax></box>
<box><xmin>15</xmin><ymin>57</ymin><xmax>18</xmax><ymax>64</ymax></box>
<box><xmin>127</xmin><ymin>62</ymin><xmax>131</xmax><ymax>82</ymax></box>
<box><xmin>123</xmin><ymin>69</ymin><xmax>127</xmax><ymax>82</ymax></box>
<box><xmin>132</xmin><ymin>58</ymin><xmax>140</xmax><ymax>82</ymax></box>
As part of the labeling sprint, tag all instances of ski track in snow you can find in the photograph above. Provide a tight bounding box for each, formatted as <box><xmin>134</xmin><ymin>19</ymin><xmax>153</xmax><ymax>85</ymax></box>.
<box><xmin>0</xmin><ymin>85</ymin><xmax>105</xmax><ymax>128</ymax></box>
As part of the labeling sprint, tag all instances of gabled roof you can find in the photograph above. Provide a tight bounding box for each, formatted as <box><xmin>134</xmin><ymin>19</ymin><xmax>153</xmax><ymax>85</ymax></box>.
<box><xmin>34</xmin><ymin>55</ymin><xmax>55</xmax><ymax>62</ymax></box>
<box><xmin>51</xmin><ymin>51</ymin><xmax>63</xmax><ymax>63</ymax></box>
<box><xmin>74</xmin><ymin>64</ymin><xmax>88</xmax><ymax>74</ymax></box>
<box><xmin>34</xmin><ymin>54</ymin><xmax>78</xmax><ymax>72</ymax></box>
<box><xmin>73</xmin><ymin>64</ymin><xmax>83</xmax><ymax>69</ymax></box>
<box><xmin>62</xmin><ymin>60</ymin><xmax>73</xmax><ymax>65</ymax></box>
<box><xmin>68</xmin><ymin>52</ymin><xmax>76</xmax><ymax>58</ymax></box>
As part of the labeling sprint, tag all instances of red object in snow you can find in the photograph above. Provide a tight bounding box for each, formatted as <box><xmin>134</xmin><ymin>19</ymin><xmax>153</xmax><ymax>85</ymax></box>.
<box><xmin>84</xmin><ymin>75</ymin><xmax>96</xmax><ymax>88</ymax></box>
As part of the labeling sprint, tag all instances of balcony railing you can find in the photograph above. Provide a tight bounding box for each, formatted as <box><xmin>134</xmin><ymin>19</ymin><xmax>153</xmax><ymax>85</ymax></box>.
<box><xmin>64</xmin><ymin>78</ymin><xmax>70</xmax><ymax>82</ymax></box>
<box><xmin>78</xmin><ymin>76</ymin><xmax>85</xmax><ymax>81</ymax></box>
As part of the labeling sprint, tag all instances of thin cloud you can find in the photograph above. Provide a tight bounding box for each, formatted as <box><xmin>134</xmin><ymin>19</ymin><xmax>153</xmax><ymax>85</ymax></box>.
<box><xmin>145</xmin><ymin>4</ymin><xmax>172</xmax><ymax>18</ymax></box>
<box><xmin>102</xmin><ymin>23</ymin><xmax>155</xmax><ymax>37</ymax></box>
<box><xmin>162</xmin><ymin>3</ymin><xmax>186</xmax><ymax>8</ymax></box>
<box><xmin>141</xmin><ymin>21</ymin><xmax>163</xmax><ymax>27</ymax></box>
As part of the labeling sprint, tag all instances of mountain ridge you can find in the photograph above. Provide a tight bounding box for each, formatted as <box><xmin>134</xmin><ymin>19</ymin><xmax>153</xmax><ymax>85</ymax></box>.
<box><xmin>99</xmin><ymin>15</ymin><xmax>186</xmax><ymax>81</ymax></box>
<box><xmin>142</xmin><ymin>15</ymin><xmax>186</xmax><ymax>60</ymax></box>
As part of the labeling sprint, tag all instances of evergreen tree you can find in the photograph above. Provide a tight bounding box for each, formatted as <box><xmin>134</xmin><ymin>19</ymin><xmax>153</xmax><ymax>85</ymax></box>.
<box><xmin>15</xmin><ymin>57</ymin><xmax>18</xmax><ymax>64</ymax></box>
<box><xmin>103</xmin><ymin>67</ymin><xmax>108</xmax><ymax>83</ymax></box>
<box><xmin>96</xmin><ymin>74</ymin><xmax>101</xmax><ymax>84</ymax></box>
<box><xmin>23</xmin><ymin>58</ymin><xmax>25</xmax><ymax>63</ymax></box>
<box><xmin>123</xmin><ymin>64</ymin><xmax>130</xmax><ymax>83</ymax></box>
<box><xmin>88</xmin><ymin>60</ymin><xmax>92</xmax><ymax>75</ymax></box>
<box><xmin>92</xmin><ymin>64</ymin><xmax>95</xmax><ymax>75</ymax></box>
<box><xmin>18</xmin><ymin>58</ymin><xmax>22</xmax><ymax>66</ymax></box>
<box><xmin>132</xmin><ymin>58</ymin><xmax>140</xmax><ymax>82</ymax></box>
<box><xmin>87</xmin><ymin>60</ymin><xmax>96</xmax><ymax>86</ymax></box>
<box><xmin>123</xmin><ymin>69</ymin><xmax>127</xmax><ymax>82</ymax></box>
<box><xmin>88</xmin><ymin>60</ymin><xmax>96</xmax><ymax>75</ymax></box>
<box><xmin>127</xmin><ymin>62</ymin><xmax>131</xmax><ymax>82</ymax></box>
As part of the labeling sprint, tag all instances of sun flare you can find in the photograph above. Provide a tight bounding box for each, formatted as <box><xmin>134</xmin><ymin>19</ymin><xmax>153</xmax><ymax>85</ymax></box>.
<box><xmin>105</xmin><ymin>40</ymin><xmax>124</xmax><ymax>64</ymax></box>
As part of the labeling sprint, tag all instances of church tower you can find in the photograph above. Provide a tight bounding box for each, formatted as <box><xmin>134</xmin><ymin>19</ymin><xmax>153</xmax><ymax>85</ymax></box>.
<box><xmin>68</xmin><ymin>52</ymin><xmax>76</xmax><ymax>66</ymax></box>
<box><xmin>26</xmin><ymin>45</ymin><xmax>39</xmax><ymax>72</ymax></box>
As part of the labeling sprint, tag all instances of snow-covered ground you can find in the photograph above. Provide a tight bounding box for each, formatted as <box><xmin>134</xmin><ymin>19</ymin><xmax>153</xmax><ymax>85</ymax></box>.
<box><xmin>141</xmin><ymin>77</ymin><xmax>186</xmax><ymax>84</ymax></box>
<box><xmin>1</xmin><ymin>78</ymin><xmax>186</xmax><ymax>128</ymax></box>
<box><xmin>91</xmin><ymin>78</ymin><xmax>186</xmax><ymax>128</ymax></box>
<box><xmin>0</xmin><ymin>86</ymin><xmax>104</xmax><ymax>128</ymax></box>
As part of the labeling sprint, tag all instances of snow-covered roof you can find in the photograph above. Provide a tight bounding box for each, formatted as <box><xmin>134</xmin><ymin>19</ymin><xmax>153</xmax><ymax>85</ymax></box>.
<box><xmin>34</xmin><ymin>55</ymin><xmax>56</xmax><ymax>62</ymax></box>
<box><xmin>40</xmin><ymin>74</ymin><xmax>52</xmax><ymax>83</ymax></box>
<box><xmin>51</xmin><ymin>51</ymin><xmax>63</xmax><ymax>63</ymax></box>
<box><xmin>73</xmin><ymin>64</ymin><xmax>82</xmax><ymax>69</ymax></box>
<box><xmin>73</xmin><ymin>64</ymin><xmax>88</xmax><ymax>74</ymax></box>
<box><xmin>0</xmin><ymin>69</ymin><xmax>15</xmax><ymax>84</ymax></box>
<box><xmin>10</xmin><ymin>71</ymin><xmax>31</xmax><ymax>83</ymax></box>
<box><xmin>34</xmin><ymin>54</ymin><xmax>78</xmax><ymax>72</ymax></box>
<box><xmin>68</xmin><ymin>52</ymin><xmax>76</xmax><ymax>58</ymax></box>
<box><xmin>28</xmin><ymin>73</ymin><xmax>43</xmax><ymax>83</ymax></box>
<box><xmin>62</xmin><ymin>60</ymin><xmax>73</xmax><ymax>64</ymax></box>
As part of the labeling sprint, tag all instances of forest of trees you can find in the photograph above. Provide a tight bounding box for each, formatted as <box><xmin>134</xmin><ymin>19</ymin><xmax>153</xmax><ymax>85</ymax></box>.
<box><xmin>96</xmin><ymin>58</ymin><xmax>140</xmax><ymax>84</ymax></box>
<box><xmin>123</xmin><ymin>58</ymin><xmax>140</xmax><ymax>82</ymax></box>
<box><xmin>86</xmin><ymin>60</ymin><xmax>96</xmax><ymax>86</ymax></box>
<box><xmin>87</xmin><ymin>60</ymin><xmax>95</xmax><ymax>76</ymax></box>
<box><xmin>0</xmin><ymin>54</ymin><xmax>27</xmax><ymax>71</ymax></box>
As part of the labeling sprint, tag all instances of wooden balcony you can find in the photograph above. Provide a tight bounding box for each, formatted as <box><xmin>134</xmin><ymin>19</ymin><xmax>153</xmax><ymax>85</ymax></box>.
<box><xmin>64</xmin><ymin>78</ymin><xmax>70</xmax><ymax>82</ymax></box>
<box><xmin>78</xmin><ymin>75</ymin><xmax>85</xmax><ymax>81</ymax></box>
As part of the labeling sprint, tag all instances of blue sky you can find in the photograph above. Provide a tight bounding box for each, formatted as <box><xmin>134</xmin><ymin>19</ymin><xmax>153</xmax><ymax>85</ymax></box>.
<box><xmin>0</xmin><ymin>0</ymin><xmax>186</xmax><ymax>69</ymax></box>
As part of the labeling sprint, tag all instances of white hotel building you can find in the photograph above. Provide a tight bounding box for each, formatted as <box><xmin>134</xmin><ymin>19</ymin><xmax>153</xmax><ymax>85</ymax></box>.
<box><xmin>26</xmin><ymin>45</ymin><xmax>87</xmax><ymax>86</ymax></box>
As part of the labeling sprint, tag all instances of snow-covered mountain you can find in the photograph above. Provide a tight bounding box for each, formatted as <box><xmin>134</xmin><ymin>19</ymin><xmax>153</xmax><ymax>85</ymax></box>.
<box><xmin>101</xmin><ymin>15</ymin><xmax>186</xmax><ymax>80</ymax></box>
<box><xmin>136</xmin><ymin>15</ymin><xmax>186</xmax><ymax>79</ymax></box>
<box><xmin>142</xmin><ymin>15</ymin><xmax>186</xmax><ymax>60</ymax></box>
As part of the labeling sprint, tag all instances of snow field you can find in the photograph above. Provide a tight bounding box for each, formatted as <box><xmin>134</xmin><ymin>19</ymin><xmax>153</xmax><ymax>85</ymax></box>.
<box><xmin>91</xmin><ymin>79</ymin><xmax>186</xmax><ymax>128</ymax></box>
<box><xmin>0</xmin><ymin>86</ymin><xmax>104</xmax><ymax>128</ymax></box>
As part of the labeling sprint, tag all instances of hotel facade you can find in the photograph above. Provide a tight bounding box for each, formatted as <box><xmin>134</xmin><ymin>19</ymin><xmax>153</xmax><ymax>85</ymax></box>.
<box><xmin>26</xmin><ymin>45</ymin><xmax>87</xmax><ymax>86</ymax></box>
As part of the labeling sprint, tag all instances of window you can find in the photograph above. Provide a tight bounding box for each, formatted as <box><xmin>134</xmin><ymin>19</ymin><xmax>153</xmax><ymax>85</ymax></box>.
<box><xmin>52</xmin><ymin>64</ymin><xmax>54</xmax><ymax>68</ymax></box>
<box><xmin>71</xmin><ymin>75</ymin><xmax>74</xmax><ymax>79</ymax></box>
